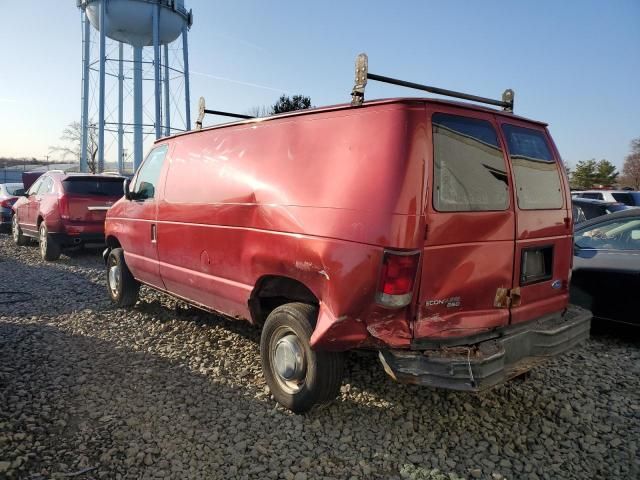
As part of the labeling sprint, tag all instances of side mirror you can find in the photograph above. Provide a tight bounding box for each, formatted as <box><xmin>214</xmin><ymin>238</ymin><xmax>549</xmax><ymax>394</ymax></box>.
<box><xmin>123</xmin><ymin>178</ymin><xmax>133</xmax><ymax>200</ymax></box>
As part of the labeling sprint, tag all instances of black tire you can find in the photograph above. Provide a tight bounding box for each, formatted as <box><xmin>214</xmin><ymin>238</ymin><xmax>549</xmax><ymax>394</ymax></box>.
<box><xmin>106</xmin><ymin>247</ymin><xmax>140</xmax><ymax>307</ymax></box>
<box><xmin>39</xmin><ymin>222</ymin><xmax>61</xmax><ymax>261</ymax></box>
<box><xmin>260</xmin><ymin>302</ymin><xmax>345</xmax><ymax>413</ymax></box>
<box><xmin>12</xmin><ymin>214</ymin><xmax>28</xmax><ymax>246</ymax></box>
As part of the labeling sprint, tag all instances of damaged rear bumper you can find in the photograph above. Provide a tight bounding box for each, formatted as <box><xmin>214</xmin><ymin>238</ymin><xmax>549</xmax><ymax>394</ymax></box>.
<box><xmin>378</xmin><ymin>305</ymin><xmax>591</xmax><ymax>391</ymax></box>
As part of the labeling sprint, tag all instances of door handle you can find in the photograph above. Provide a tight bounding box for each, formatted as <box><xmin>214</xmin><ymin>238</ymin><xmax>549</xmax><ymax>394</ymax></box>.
<box><xmin>151</xmin><ymin>224</ymin><xmax>157</xmax><ymax>243</ymax></box>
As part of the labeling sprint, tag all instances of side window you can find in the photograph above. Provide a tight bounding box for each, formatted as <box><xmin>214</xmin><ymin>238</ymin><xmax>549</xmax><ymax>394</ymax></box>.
<box><xmin>582</xmin><ymin>192</ymin><xmax>602</xmax><ymax>200</ymax></box>
<box><xmin>38</xmin><ymin>177</ymin><xmax>53</xmax><ymax>195</ymax></box>
<box><xmin>432</xmin><ymin>113</ymin><xmax>509</xmax><ymax>212</ymax></box>
<box><xmin>502</xmin><ymin>125</ymin><xmax>563</xmax><ymax>210</ymax></box>
<box><xmin>28</xmin><ymin>178</ymin><xmax>43</xmax><ymax>196</ymax></box>
<box><xmin>132</xmin><ymin>145</ymin><xmax>168</xmax><ymax>201</ymax></box>
<box><xmin>575</xmin><ymin>218</ymin><xmax>640</xmax><ymax>251</ymax></box>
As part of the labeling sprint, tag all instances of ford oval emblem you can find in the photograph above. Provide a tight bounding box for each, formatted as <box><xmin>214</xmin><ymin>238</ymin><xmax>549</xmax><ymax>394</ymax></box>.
<box><xmin>551</xmin><ymin>280</ymin><xmax>562</xmax><ymax>290</ymax></box>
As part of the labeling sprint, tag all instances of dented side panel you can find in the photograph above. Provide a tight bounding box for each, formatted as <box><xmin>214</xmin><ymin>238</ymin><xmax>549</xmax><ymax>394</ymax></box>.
<box><xmin>127</xmin><ymin>103</ymin><xmax>428</xmax><ymax>351</ymax></box>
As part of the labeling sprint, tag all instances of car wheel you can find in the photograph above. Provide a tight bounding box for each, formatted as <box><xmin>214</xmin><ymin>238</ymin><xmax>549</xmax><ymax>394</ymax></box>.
<box><xmin>260</xmin><ymin>302</ymin><xmax>345</xmax><ymax>413</ymax></box>
<box><xmin>107</xmin><ymin>247</ymin><xmax>140</xmax><ymax>307</ymax></box>
<box><xmin>39</xmin><ymin>222</ymin><xmax>61</xmax><ymax>261</ymax></box>
<box><xmin>12</xmin><ymin>215</ymin><xmax>28</xmax><ymax>246</ymax></box>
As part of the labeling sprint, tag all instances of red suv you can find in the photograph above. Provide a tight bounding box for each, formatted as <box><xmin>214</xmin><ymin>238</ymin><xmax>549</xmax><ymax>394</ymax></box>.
<box><xmin>12</xmin><ymin>172</ymin><xmax>125</xmax><ymax>260</ymax></box>
<box><xmin>103</xmin><ymin>56</ymin><xmax>591</xmax><ymax>412</ymax></box>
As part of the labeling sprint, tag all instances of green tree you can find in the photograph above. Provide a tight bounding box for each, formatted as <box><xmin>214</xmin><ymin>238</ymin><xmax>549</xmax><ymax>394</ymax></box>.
<box><xmin>271</xmin><ymin>94</ymin><xmax>312</xmax><ymax>114</ymax></box>
<box><xmin>570</xmin><ymin>158</ymin><xmax>618</xmax><ymax>189</ymax></box>
<box><xmin>571</xmin><ymin>159</ymin><xmax>598</xmax><ymax>189</ymax></box>
<box><xmin>594</xmin><ymin>159</ymin><xmax>618</xmax><ymax>187</ymax></box>
<box><xmin>621</xmin><ymin>137</ymin><xmax>640</xmax><ymax>189</ymax></box>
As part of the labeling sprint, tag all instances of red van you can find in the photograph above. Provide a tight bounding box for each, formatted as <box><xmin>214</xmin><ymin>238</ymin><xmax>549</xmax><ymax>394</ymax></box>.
<box><xmin>104</xmin><ymin>56</ymin><xmax>590</xmax><ymax>412</ymax></box>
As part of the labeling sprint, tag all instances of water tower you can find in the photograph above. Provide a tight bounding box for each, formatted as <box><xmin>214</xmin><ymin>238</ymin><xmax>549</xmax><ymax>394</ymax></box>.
<box><xmin>76</xmin><ymin>0</ymin><xmax>193</xmax><ymax>173</ymax></box>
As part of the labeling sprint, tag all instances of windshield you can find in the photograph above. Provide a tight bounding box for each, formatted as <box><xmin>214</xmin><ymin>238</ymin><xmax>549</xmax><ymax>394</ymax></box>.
<box><xmin>575</xmin><ymin>217</ymin><xmax>640</xmax><ymax>250</ymax></box>
<box><xmin>62</xmin><ymin>177</ymin><xmax>124</xmax><ymax>196</ymax></box>
<box><xmin>5</xmin><ymin>184</ymin><xmax>25</xmax><ymax>196</ymax></box>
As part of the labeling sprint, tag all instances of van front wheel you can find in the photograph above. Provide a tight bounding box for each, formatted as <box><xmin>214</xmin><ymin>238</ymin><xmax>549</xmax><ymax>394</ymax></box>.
<box><xmin>260</xmin><ymin>302</ymin><xmax>345</xmax><ymax>413</ymax></box>
<box><xmin>107</xmin><ymin>248</ymin><xmax>140</xmax><ymax>307</ymax></box>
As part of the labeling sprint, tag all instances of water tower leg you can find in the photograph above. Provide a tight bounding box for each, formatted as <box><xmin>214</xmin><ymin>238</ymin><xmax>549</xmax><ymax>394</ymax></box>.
<box><xmin>80</xmin><ymin>12</ymin><xmax>90</xmax><ymax>173</ymax></box>
<box><xmin>133</xmin><ymin>46</ymin><xmax>143</xmax><ymax>171</ymax></box>
<box><xmin>163</xmin><ymin>44</ymin><xmax>171</xmax><ymax>137</ymax></box>
<box><xmin>153</xmin><ymin>3</ymin><xmax>161</xmax><ymax>139</ymax></box>
<box><xmin>117</xmin><ymin>42</ymin><xmax>124</xmax><ymax>175</ymax></box>
<box><xmin>97</xmin><ymin>0</ymin><xmax>106</xmax><ymax>173</ymax></box>
<box><xmin>182</xmin><ymin>26</ymin><xmax>191</xmax><ymax>131</ymax></box>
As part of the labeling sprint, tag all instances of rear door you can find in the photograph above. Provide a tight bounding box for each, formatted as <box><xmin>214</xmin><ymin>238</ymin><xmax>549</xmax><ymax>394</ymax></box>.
<box><xmin>498</xmin><ymin>121</ymin><xmax>571</xmax><ymax>324</ymax></box>
<box><xmin>415</xmin><ymin>107</ymin><xmax>516</xmax><ymax>339</ymax></box>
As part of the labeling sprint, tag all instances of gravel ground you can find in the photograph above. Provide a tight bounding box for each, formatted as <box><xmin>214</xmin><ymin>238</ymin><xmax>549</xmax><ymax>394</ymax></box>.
<box><xmin>0</xmin><ymin>235</ymin><xmax>638</xmax><ymax>480</ymax></box>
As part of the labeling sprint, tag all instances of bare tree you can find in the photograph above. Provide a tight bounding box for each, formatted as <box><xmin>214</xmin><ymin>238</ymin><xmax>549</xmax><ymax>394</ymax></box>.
<box><xmin>49</xmin><ymin>121</ymin><xmax>98</xmax><ymax>173</ymax></box>
<box><xmin>246</xmin><ymin>105</ymin><xmax>271</xmax><ymax>118</ymax></box>
<box><xmin>621</xmin><ymin>137</ymin><xmax>640</xmax><ymax>189</ymax></box>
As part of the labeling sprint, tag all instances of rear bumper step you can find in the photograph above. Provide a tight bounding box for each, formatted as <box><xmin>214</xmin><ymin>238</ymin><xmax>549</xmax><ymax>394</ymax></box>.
<box><xmin>378</xmin><ymin>305</ymin><xmax>591</xmax><ymax>391</ymax></box>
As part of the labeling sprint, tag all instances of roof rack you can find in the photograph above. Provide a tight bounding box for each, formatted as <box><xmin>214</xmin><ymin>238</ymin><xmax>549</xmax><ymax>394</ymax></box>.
<box><xmin>195</xmin><ymin>97</ymin><xmax>254</xmax><ymax>130</ymax></box>
<box><xmin>350</xmin><ymin>53</ymin><xmax>514</xmax><ymax>112</ymax></box>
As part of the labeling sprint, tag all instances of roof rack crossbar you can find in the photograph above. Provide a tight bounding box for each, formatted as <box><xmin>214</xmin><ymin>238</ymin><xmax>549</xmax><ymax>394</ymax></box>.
<box><xmin>351</xmin><ymin>53</ymin><xmax>514</xmax><ymax>112</ymax></box>
<box><xmin>195</xmin><ymin>97</ymin><xmax>255</xmax><ymax>130</ymax></box>
<box><xmin>203</xmin><ymin>109</ymin><xmax>254</xmax><ymax>120</ymax></box>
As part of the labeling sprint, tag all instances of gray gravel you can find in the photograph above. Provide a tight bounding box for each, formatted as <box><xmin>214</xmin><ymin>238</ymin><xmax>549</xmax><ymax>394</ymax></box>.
<box><xmin>0</xmin><ymin>235</ymin><xmax>638</xmax><ymax>480</ymax></box>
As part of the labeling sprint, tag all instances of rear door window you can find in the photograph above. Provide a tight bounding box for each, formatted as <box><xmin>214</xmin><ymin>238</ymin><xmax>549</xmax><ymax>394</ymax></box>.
<box><xmin>37</xmin><ymin>177</ymin><xmax>53</xmax><ymax>195</ymax></box>
<box><xmin>432</xmin><ymin>113</ymin><xmax>509</xmax><ymax>211</ymax></box>
<box><xmin>502</xmin><ymin>125</ymin><xmax>563</xmax><ymax>210</ymax></box>
<box><xmin>63</xmin><ymin>177</ymin><xmax>124</xmax><ymax>196</ymax></box>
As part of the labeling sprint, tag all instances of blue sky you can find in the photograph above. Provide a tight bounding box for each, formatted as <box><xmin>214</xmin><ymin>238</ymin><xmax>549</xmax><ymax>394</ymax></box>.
<box><xmin>0</xmin><ymin>0</ymin><xmax>638</xmax><ymax>169</ymax></box>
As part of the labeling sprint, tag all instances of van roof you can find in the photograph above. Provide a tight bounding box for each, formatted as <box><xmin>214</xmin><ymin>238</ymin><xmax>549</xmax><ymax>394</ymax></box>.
<box><xmin>160</xmin><ymin>97</ymin><xmax>548</xmax><ymax>143</ymax></box>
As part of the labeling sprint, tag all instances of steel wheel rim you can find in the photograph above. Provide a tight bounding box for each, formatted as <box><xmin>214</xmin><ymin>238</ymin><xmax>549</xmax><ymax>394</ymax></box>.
<box><xmin>39</xmin><ymin>225</ymin><xmax>47</xmax><ymax>257</ymax></box>
<box><xmin>270</xmin><ymin>326</ymin><xmax>307</xmax><ymax>394</ymax></box>
<box><xmin>12</xmin><ymin>216</ymin><xmax>19</xmax><ymax>242</ymax></box>
<box><xmin>108</xmin><ymin>263</ymin><xmax>121</xmax><ymax>297</ymax></box>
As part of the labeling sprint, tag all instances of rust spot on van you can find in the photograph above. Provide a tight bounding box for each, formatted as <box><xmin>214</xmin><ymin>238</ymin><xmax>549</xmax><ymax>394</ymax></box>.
<box><xmin>494</xmin><ymin>287</ymin><xmax>509</xmax><ymax>308</ymax></box>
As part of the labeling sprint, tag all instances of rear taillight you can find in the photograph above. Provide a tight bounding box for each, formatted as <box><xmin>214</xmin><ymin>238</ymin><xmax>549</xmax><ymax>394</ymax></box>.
<box><xmin>58</xmin><ymin>195</ymin><xmax>70</xmax><ymax>219</ymax></box>
<box><xmin>376</xmin><ymin>250</ymin><xmax>420</xmax><ymax>308</ymax></box>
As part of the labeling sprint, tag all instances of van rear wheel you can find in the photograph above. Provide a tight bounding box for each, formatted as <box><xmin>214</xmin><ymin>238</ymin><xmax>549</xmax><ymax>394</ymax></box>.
<box><xmin>260</xmin><ymin>302</ymin><xmax>345</xmax><ymax>413</ymax></box>
<box><xmin>107</xmin><ymin>248</ymin><xmax>140</xmax><ymax>307</ymax></box>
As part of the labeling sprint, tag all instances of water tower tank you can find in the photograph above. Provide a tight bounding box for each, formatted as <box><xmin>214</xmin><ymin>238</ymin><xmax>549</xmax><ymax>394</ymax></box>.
<box><xmin>83</xmin><ymin>0</ymin><xmax>190</xmax><ymax>47</ymax></box>
<box><xmin>77</xmin><ymin>0</ymin><xmax>193</xmax><ymax>174</ymax></box>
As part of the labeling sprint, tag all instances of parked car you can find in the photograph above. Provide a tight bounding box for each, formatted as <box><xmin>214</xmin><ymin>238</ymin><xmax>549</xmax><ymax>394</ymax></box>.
<box><xmin>572</xmin><ymin>197</ymin><xmax>630</xmax><ymax>224</ymax></box>
<box><xmin>12</xmin><ymin>172</ymin><xmax>125</xmax><ymax>260</ymax></box>
<box><xmin>103</xmin><ymin>61</ymin><xmax>590</xmax><ymax>412</ymax></box>
<box><xmin>0</xmin><ymin>183</ymin><xmax>25</xmax><ymax>231</ymax></box>
<box><xmin>571</xmin><ymin>209</ymin><xmax>640</xmax><ymax>326</ymax></box>
<box><xmin>573</xmin><ymin>189</ymin><xmax>640</xmax><ymax>206</ymax></box>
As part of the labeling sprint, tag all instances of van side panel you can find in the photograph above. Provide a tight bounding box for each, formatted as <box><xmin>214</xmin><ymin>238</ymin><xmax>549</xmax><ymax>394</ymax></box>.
<box><xmin>155</xmin><ymin>105</ymin><xmax>427</xmax><ymax>350</ymax></box>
